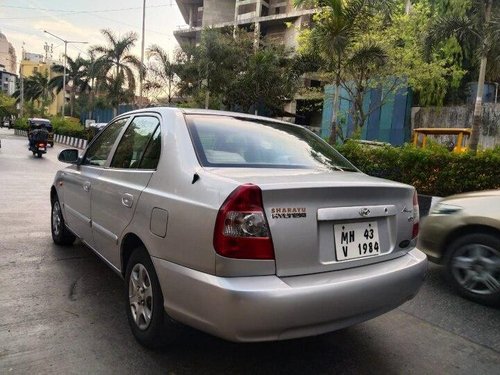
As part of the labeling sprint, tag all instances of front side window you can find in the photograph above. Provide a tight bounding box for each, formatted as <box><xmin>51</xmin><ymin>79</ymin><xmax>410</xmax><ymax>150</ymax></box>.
<box><xmin>82</xmin><ymin>118</ymin><xmax>129</xmax><ymax>166</ymax></box>
<box><xmin>186</xmin><ymin>115</ymin><xmax>357</xmax><ymax>171</ymax></box>
<box><xmin>110</xmin><ymin>116</ymin><xmax>160</xmax><ymax>169</ymax></box>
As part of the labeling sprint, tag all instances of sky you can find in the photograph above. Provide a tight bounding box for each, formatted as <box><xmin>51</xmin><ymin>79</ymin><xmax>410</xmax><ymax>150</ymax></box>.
<box><xmin>0</xmin><ymin>0</ymin><xmax>187</xmax><ymax>68</ymax></box>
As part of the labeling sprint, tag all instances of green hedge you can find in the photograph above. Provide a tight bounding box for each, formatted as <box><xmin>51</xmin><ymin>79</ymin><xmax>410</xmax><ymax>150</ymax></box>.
<box><xmin>50</xmin><ymin>117</ymin><xmax>87</xmax><ymax>138</ymax></box>
<box><xmin>14</xmin><ymin>117</ymin><xmax>29</xmax><ymax>130</ymax></box>
<box><xmin>337</xmin><ymin>142</ymin><xmax>500</xmax><ymax>197</ymax></box>
<box><xmin>14</xmin><ymin>116</ymin><xmax>89</xmax><ymax>139</ymax></box>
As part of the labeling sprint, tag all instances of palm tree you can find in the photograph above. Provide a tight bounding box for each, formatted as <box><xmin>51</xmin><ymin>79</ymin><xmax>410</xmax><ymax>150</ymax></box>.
<box><xmin>80</xmin><ymin>50</ymin><xmax>109</xmax><ymax>120</ymax></box>
<box><xmin>49</xmin><ymin>56</ymin><xmax>91</xmax><ymax>117</ymax></box>
<box><xmin>146</xmin><ymin>44</ymin><xmax>177</xmax><ymax>105</ymax></box>
<box><xmin>101</xmin><ymin>74</ymin><xmax>135</xmax><ymax>114</ymax></box>
<box><xmin>13</xmin><ymin>71</ymin><xmax>54</xmax><ymax>117</ymax></box>
<box><xmin>91</xmin><ymin>29</ymin><xmax>142</xmax><ymax>115</ymax></box>
<box><xmin>293</xmin><ymin>0</ymin><xmax>394</xmax><ymax>142</ymax></box>
<box><xmin>426</xmin><ymin>0</ymin><xmax>499</xmax><ymax>152</ymax></box>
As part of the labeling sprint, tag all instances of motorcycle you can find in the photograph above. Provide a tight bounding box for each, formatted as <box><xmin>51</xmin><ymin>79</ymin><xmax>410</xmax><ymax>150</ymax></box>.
<box><xmin>29</xmin><ymin>139</ymin><xmax>48</xmax><ymax>158</ymax></box>
<box><xmin>28</xmin><ymin>128</ymin><xmax>49</xmax><ymax>158</ymax></box>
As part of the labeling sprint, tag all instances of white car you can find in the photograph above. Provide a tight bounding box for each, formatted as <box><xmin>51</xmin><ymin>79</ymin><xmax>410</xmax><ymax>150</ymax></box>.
<box><xmin>52</xmin><ymin>108</ymin><xmax>427</xmax><ymax>347</ymax></box>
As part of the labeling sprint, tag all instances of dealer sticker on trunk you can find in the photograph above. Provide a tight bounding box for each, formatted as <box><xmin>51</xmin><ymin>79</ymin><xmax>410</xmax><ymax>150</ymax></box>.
<box><xmin>334</xmin><ymin>221</ymin><xmax>380</xmax><ymax>261</ymax></box>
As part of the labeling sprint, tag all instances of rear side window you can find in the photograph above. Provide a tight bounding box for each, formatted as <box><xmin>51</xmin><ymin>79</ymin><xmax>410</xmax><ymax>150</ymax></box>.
<box><xmin>138</xmin><ymin>126</ymin><xmax>161</xmax><ymax>169</ymax></box>
<box><xmin>110</xmin><ymin>116</ymin><xmax>160</xmax><ymax>169</ymax></box>
<box><xmin>186</xmin><ymin>115</ymin><xmax>357</xmax><ymax>171</ymax></box>
<box><xmin>83</xmin><ymin>118</ymin><xmax>129</xmax><ymax>166</ymax></box>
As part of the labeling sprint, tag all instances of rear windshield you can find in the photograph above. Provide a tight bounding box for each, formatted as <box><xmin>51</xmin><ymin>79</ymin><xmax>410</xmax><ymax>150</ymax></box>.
<box><xmin>186</xmin><ymin>115</ymin><xmax>357</xmax><ymax>171</ymax></box>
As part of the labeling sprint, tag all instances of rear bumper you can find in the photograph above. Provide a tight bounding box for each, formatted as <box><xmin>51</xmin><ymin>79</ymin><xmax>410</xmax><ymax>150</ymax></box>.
<box><xmin>152</xmin><ymin>248</ymin><xmax>427</xmax><ymax>342</ymax></box>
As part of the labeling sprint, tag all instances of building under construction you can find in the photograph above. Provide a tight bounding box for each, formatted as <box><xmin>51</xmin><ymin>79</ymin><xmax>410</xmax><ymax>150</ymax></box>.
<box><xmin>174</xmin><ymin>1</ymin><xmax>316</xmax><ymax>49</ymax></box>
<box><xmin>174</xmin><ymin>1</ymin><xmax>322</xmax><ymax>128</ymax></box>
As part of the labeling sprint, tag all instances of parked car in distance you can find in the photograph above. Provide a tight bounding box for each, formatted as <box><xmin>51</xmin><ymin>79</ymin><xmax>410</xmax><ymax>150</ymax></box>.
<box><xmin>91</xmin><ymin>122</ymin><xmax>108</xmax><ymax>131</ymax></box>
<box><xmin>2</xmin><ymin>118</ymin><xmax>12</xmax><ymax>128</ymax></box>
<box><xmin>51</xmin><ymin>108</ymin><xmax>427</xmax><ymax>348</ymax></box>
<box><xmin>419</xmin><ymin>190</ymin><xmax>500</xmax><ymax>306</ymax></box>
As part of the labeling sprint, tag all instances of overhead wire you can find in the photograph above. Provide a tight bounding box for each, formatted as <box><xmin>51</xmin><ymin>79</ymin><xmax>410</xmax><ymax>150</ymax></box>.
<box><xmin>0</xmin><ymin>2</ymin><xmax>176</xmax><ymax>36</ymax></box>
<box><xmin>0</xmin><ymin>3</ymin><xmax>175</xmax><ymax>20</ymax></box>
<box><xmin>2</xmin><ymin>0</ymin><xmax>179</xmax><ymax>61</ymax></box>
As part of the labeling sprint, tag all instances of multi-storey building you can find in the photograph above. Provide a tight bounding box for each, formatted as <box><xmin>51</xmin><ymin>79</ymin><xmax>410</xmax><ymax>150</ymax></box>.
<box><xmin>20</xmin><ymin>52</ymin><xmax>65</xmax><ymax>116</ymax></box>
<box><xmin>0</xmin><ymin>64</ymin><xmax>17</xmax><ymax>96</ymax></box>
<box><xmin>0</xmin><ymin>32</ymin><xmax>17</xmax><ymax>74</ymax></box>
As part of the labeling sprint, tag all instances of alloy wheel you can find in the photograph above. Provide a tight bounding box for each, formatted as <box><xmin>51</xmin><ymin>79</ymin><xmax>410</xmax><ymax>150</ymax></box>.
<box><xmin>129</xmin><ymin>263</ymin><xmax>154</xmax><ymax>330</ymax></box>
<box><xmin>451</xmin><ymin>243</ymin><xmax>500</xmax><ymax>295</ymax></box>
<box><xmin>52</xmin><ymin>201</ymin><xmax>62</xmax><ymax>237</ymax></box>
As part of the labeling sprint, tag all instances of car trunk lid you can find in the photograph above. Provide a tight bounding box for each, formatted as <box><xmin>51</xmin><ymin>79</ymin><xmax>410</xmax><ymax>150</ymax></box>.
<box><xmin>208</xmin><ymin>168</ymin><xmax>416</xmax><ymax>277</ymax></box>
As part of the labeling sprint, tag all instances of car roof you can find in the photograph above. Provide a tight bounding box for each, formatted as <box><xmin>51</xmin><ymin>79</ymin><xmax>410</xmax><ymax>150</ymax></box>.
<box><xmin>115</xmin><ymin>107</ymin><xmax>300</xmax><ymax>128</ymax></box>
<box><xmin>29</xmin><ymin>118</ymin><xmax>51</xmax><ymax>123</ymax></box>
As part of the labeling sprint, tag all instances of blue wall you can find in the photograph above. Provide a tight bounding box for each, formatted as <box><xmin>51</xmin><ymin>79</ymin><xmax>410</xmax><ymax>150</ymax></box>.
<box><xmin>80</xmin><ymin>104</ymin><xmax>135</xmax><ymax>125</ymax></box>
<box><xmin>321</xmin><ymin>84</ymin><xmax>413</xmax><ymax>145</ymax></box>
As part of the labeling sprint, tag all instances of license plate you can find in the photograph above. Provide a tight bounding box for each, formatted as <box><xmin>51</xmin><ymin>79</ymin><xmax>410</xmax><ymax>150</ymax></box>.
<box><xmin>38</xmin><ymin>147</ymin><xmax>45</xmax><ymax>151</ymax></box>
<box><xmin>334</xmin><ymin>221</ymin><xmax>380</xmax><ymax>261</ymax></box>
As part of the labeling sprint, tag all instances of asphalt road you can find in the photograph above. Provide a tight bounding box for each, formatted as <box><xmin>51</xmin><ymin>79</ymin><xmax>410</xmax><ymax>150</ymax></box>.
<box><xmin>0</xmin><ymin>128</ymin><xmax>499</xmax><ymax>374</ymax></box>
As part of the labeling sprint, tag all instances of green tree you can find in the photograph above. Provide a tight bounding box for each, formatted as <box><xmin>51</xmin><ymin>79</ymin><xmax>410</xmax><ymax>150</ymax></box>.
<box><xmin>13</xmin><ymin>71</ymin><xmax>54</xmax><ymax>117</ymax></box>
<box><xmin>100</xmin><ymin>74</ymin><xmax>134</xmax><ymax>114</ymax></box>
<box><xmin>296</xmin><ymin>0</ymin><xmax>467</xmax><ymax>141</ymax></box>
<box><xmin>0</xmin><ymin>92</ymin><xmax>16</xmax><ymax>118</ymax></box>
<box><xmin>175</xmin><ymin>28</ymin><xmax>302</xmax><ymax>115</ymax></box>
<box><xmin>78</xmin><ymin>50</ymin><xmax>108</xmax><ymax>120</ymax></box>
<box><xmin>426</xmin><ymin>0</ymin><xmax>500</xmax><ymax>151</ymax></box>
<box><xmin>49</xmin><ymin>56</ymin><xmax>91</xmax><ymax>117</ymax></box>
<box><xmin>294</xmin><ymin>0</ymin><xmax>395</xmax><ymax>143</ymax></box>
<box><xmin>227</xmin><ymin>43</ymin><xmax>301</xmax><ymax>115</ymax></box>
<box><xmin>91</xmin><ymin>29</ymin><xmax>142</xmax><ymax>115</ymax></box>
<box><xmin>175</xmin><ymin>28</ymin><xmax>253</xmax><ymax>109</ymax></box>
<box><xmin>145</xmin><ymin>44</ymin><xmax>178</xmax><ymax>105</ymax></box>
<box><xmin>342</xmin><ymin>42</ymin><xmax>390</xmax><ymax>133</ymax></box>
<box><xmin>374</xmin><ymin>2</ymin><xmax>465</xmax><ymax>106</ymax></box>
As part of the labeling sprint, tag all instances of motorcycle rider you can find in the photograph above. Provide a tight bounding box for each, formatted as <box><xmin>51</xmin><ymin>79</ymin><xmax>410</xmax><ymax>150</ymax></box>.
<box><xmin>28</xmin><ymin>124</ymin><xmax>49</xmax><ymax>150</ymax></box>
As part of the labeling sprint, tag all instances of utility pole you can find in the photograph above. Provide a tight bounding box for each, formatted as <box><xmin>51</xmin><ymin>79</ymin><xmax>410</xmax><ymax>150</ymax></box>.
<box><xmin>139</xmin><ymin>0</ymin><xmax>146</xmax><ymax>106</ymax></box>
<box><xmin>20</xmin><ymin>43</ymin><xmax>25</xmax><ymax>117</ymax></box>
<box><xmin>44</xmin><ymin>30</ymin><xmax>87</xmax><ymax>117</ymax></box>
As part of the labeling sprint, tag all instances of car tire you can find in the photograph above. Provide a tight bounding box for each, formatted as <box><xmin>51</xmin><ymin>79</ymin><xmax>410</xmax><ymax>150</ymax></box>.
<box><xmin>125</xmin><ymin>247</ymin><xmax>172</xmax><ymax>348</ymax></box>
<box><xmin>51</xmin><ymin>197</ymin><xmax>76</xmax><ymax>246</ymax></box>
<box><xmin>445</xmin><ymin>233</ymin><xmax>500</xmax><ymax>307</ymax></box>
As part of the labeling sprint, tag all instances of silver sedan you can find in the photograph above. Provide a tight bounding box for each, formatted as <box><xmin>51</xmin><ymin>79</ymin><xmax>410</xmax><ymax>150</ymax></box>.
<box><xmin>51</xmin><ymin>108</ymin><xmax>427</xmax><ymax>347</ymax></box>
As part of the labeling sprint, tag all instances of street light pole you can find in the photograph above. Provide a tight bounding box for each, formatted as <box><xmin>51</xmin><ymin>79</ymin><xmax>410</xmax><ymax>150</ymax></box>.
<box><xmin>139</xmin><ymin>0</ymin><xmax>146</xmax><ymax>105</ymax></box>
<box><xmin>44</xmin><ymin>30</ymin><xmax>87</xmax><ymax>117</ymax></box>
<box><xmin>20</xmin><ymin>44</ymin><xmax>25</xmax><ymax>117</ymax></box>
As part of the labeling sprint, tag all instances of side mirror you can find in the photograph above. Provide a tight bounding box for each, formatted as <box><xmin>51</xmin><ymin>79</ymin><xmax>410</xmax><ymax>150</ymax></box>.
<box><xmin>58</xmin><ymin>149</ymin><xmax>80</xmax><ymax>164</ymax></box>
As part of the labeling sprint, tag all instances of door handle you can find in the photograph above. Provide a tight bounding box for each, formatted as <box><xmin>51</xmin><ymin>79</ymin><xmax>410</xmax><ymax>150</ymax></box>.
<box><xmin>83</xmin><ymin>181</ymin><xmax>91</xmax><ymax>192</ymax></box>
<box><xmin>122</xmin><ymin>193</ymin><xmax>134</xmax><ymax>208</ymax></box>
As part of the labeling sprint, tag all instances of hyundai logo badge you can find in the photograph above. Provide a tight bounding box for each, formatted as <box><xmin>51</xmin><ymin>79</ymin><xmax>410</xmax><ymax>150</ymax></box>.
<box><xmin>359</xmin><ymin>208</ymin><xmax>371</xmax><ymax>217</ymax></box>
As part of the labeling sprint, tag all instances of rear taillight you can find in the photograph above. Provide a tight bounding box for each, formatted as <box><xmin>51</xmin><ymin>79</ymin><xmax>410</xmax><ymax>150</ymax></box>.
<box><xmin>213</xmin><ymin>184</ymin><xmax>275</xmax><ymax>260</ymax></box>
<box><xmin>38</xmin><ymin>143</ymin><xmax>45</xmax><ymax>147</ymax></box>
<box><xmin>412</xmin><ymin>190</ymin><xmax>419</xmax><ymax>238</ymax></box>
